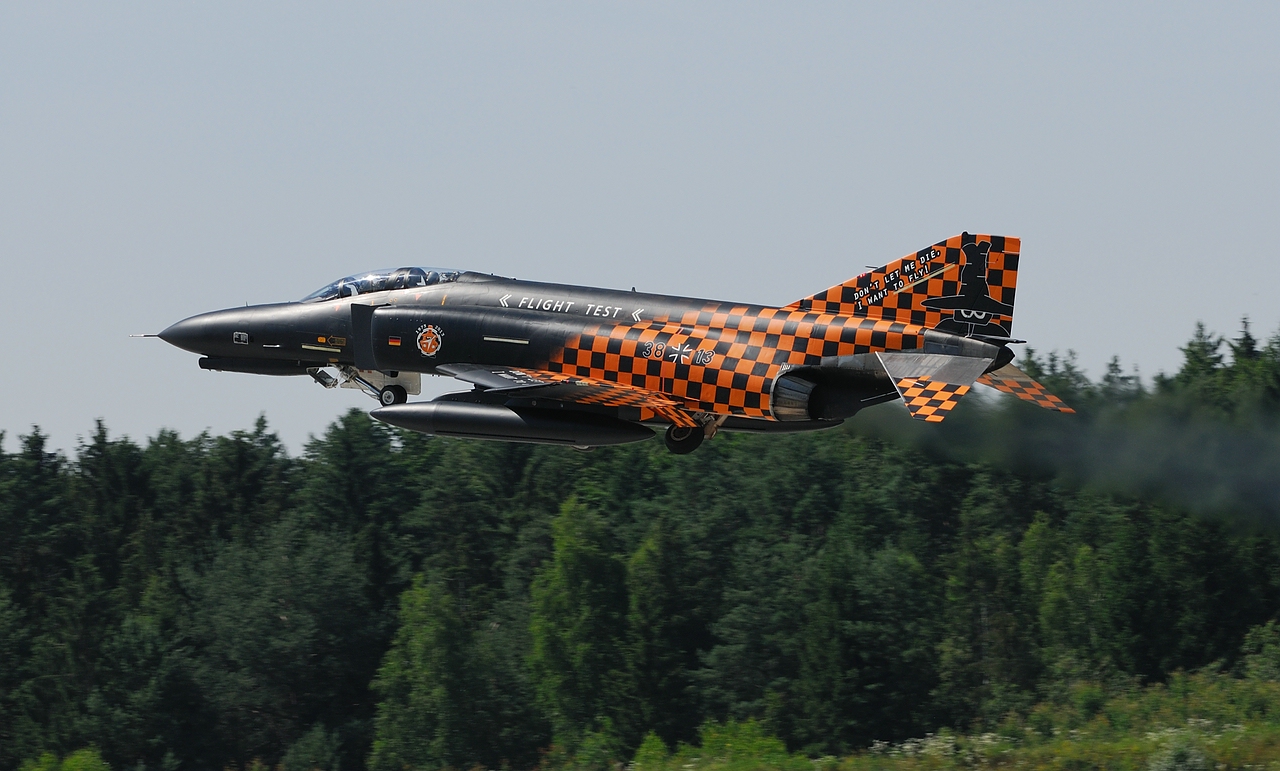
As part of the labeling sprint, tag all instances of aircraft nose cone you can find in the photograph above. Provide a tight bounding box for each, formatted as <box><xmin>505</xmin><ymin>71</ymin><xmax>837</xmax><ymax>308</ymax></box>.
<box><xmin>158</xmin><ymin>316</ymin><xmax>212</xmax><ymax>353</ymax></box>
<box><xmin>158</xmin><ymin>304</ymin><xmax>300</xmax><ymax>357</ymax></box>
<box><xmin>159</xmin><ymin>310</ymin><xmax>245</xmax><ymax>355</ymax></box>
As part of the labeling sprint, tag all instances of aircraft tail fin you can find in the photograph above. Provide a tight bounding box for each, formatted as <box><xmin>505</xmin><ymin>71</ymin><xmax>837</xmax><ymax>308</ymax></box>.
<box><xmin>785</xmin><ymin>233</ymin><xmax>1021</xmax><ymax>338</ymax></box>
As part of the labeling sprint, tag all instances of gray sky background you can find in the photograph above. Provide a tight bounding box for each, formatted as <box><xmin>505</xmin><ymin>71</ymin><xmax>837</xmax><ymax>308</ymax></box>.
<box><xmin>2</xmin><ymin>2</ymin><xmax>1277</xmax><ymax>455</ymax></box>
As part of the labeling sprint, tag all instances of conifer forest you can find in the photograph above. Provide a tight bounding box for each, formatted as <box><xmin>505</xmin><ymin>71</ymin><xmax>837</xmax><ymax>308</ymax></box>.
<box><xmin>9</xmin><ymin>322</ymin><xmax>1280</xmax><ymax>770</ymax></box>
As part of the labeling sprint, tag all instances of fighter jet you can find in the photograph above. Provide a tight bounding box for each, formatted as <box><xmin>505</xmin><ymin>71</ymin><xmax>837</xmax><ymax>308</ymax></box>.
<box><xmin>157</xmin><ymin>232</ymin><xmax>1072</xmax><ymax>453</ymax></box>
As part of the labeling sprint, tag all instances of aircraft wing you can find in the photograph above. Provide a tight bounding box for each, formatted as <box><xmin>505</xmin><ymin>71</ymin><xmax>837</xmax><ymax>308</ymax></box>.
<box><xmin>976</xmin><ymin>363</ymin><xmax>1075</xmax><ymax>413</ymax></box>
<box><xmin>436</xmin><ymin>363</ymin><xmax>700</xmax><ymax>427</ymax></box>
<box><xmin>436</xmin><ymin>363</ymin><xmax>551</xmax><ymax>391</ymax></box>
<box><xmin>876</xmin><ymin>352</ymin><xmax>993</xmax><ymax>422</ymax></box>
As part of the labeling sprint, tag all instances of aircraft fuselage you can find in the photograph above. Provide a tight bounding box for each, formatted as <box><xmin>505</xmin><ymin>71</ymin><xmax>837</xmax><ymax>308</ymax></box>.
<box><xmin>162</xmin><ymin>271</ymin><xmax>1000</xmax><ymax>424</ymax></box>
<box><xmin>157</xmin><ymin>234</ymin><xmax>1071</xmax><ymax>451</ymax></box>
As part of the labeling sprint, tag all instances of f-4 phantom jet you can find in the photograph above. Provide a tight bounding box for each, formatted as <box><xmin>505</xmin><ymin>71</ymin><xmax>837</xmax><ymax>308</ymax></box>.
<box><xmin>158</xmin><ymin>233</ymin><xmax>1072</xmax><ymax>453</ymax></box>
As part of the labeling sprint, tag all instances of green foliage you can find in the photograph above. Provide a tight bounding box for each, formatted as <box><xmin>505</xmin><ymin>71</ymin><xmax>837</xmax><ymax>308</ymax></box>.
<box><xmin>624</xmin><ymin>518</ymin><xmax>700</xmax><ymax>749</ymax></box>
<box><xmin>281</xmin><ymin>724</ymin><xmax>342</xmax><ymax>771</ymax></box>
<box><xmin>183</xmin><ymin>515</ymin><xmax>378</xmax><ymax>763</ymax></box>
<box><xmin>529</xmin><ymin>499</ymin><xmax>629</xmax><ymax>748</ymax></box>
<box><xmin>19</xmin><ymin>750</ymin><xmax>109</xmax><ymax>771</ymax></box>
<box><xmin>631</xmin><ymin>732</ymin><xmax>670</xmax><ymax>769</ymax></box>
<box><xmin>833</xmin><ymin>670</ymin><xmax>1280</xmax><ymax>771</ymax></box>
<box><xmin>6</xmin><ymin>322</ymin><xmax>1280</xmax><ymax>768</ymax></box>
<box><xmin>16</xmin><ymin>755</ymin><xmax>58</xmax><ymax>771</ymax></box>
<box><xmin>368</xmin><ymin>576</ymin><xmax>487</xmax><ymax>770</ymax></box>
<box><xmin>1240</xmin><ymin>620</ymin><xmax>1280</xmax><ymax>681</ymax></box>
<box><xmin>627</xmin><ymin>720</ymin><xmax>811</xmax><ymax>771</ymax></box>
<box><xmin>54</xmin><ymin>750</ymin><xmax>110</xmax><ymax>771</ymax></box>
<box><xmin>794</xmin><ymin>539</ymin><xmax>936</xmax><ymax>753</ymax></box>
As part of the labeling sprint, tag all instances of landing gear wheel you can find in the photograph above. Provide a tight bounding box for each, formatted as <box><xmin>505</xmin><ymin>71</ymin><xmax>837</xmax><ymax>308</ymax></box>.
<box><xmin>664</xmin><ymin>424</ymin><xmax>704</xmax><ymax>455</ymax></box>
<box><xmin>379</xmin><ymin>385</ymin><xmax>408</xmax><ymax>406</ymax></box>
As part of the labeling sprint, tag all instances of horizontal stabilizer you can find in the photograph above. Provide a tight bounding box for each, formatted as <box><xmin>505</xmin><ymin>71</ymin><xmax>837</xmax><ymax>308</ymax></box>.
<box><xmin>977</xmin><ymin>364</ymin><xmax>1075</xmax><ymax>413</ymax></box>
<box><xmin>876</xmin><ymin>352</ymin><xmax>992</xmax><ymax>422</ymax></box>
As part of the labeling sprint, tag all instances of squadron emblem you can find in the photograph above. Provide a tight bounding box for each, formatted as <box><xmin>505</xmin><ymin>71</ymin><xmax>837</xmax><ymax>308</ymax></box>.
<box><xmin>415</xmin><ymin>324</ymin><xmax>443</xmax><ymax>357</ymax></box>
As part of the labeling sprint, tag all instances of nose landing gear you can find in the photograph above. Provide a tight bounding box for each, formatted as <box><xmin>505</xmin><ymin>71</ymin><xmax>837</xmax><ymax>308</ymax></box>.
<box><xmin>310</xmin><ymin>365</ymin><xmax>418</xmax><ymax>404</ymax></box>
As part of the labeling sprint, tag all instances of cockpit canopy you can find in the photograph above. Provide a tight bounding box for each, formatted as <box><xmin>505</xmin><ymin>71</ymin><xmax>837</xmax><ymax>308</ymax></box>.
<box><xmin>300</xmin><ymin>267</ymin><xmax>461</xmax><ymax>303</ymax></box>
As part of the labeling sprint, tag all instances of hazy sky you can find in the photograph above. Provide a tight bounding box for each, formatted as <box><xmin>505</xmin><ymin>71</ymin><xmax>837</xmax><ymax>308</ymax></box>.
<box><xmin>2</xmin><ymin>2</ymin><xmax>1277</xmax><ymax>455</ymax></box>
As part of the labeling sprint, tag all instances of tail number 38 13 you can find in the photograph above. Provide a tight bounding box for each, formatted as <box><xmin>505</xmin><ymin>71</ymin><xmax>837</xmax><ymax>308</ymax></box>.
<box><xmin>639</xmin><ymin>341</ymin><xmax>714</xmax><ymax>366</ymax></box>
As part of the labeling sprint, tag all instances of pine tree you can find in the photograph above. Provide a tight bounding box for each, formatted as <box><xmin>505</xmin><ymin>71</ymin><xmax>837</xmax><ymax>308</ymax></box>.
<box><xmin>369</xmin><ymin>576</ymin><xmax>489</xmax><ymax>770</ymax></box>
<box><xmin>528</xmin><ymin>499</ymin><xmax>628</xmax><ymax>751</ymax></box>
<box><xmin>624</xmin><ymin>518</ymin><xmax>699</xmax><ymax>750</ymax></box>
<box><xmin>794</xmin><ymin>537</ymin><xmax>936</xmax><ymax>753</ymax></box>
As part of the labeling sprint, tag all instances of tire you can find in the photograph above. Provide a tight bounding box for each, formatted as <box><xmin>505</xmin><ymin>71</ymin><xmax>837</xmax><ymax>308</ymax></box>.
<box><xmin>664</xmin><ymin>424</ymin><xmax>704</xmax><ymax>455</ymax></box>
<box><xmin>380</xmin><ymin>385</ymin><xmax>408</xmax><ymax>406</ymax></box>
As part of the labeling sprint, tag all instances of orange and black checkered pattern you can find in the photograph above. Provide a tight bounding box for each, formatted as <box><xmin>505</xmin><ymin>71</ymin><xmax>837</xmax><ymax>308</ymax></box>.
<box><xmin>509</xmin><ymin>368</ymin><xmax>700</xmax><ymax>427</ymax></box>
<box><xmin>893</xmin><ymin>378</ymin><xmax>971</xmax><ymax>422</ymax></box>
<box><xmin>525</xmin><ymin>232</ymin><xmax>1053</xmax><ymax>426</ymax></box>
<box><xmin>543</xmin><ymin>307</ymin><xmax>922</xmax><ymax>421</ymax></box>
<box><xmin>977</xmin><ymin>366</ymin><xmax>1075</xmax><ymax>413</ymax></box>
<box><xmin>785</xmin><ymin>233</ymin><xmax>1020</xmax><ymax>335</ymax></box>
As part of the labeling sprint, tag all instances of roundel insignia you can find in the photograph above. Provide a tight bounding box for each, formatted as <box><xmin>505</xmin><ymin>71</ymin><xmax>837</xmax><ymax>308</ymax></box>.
<box><xmin>415</xmin><ymin>324</ymin><xmax>444</xmax><ymax>357</ymax></box>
